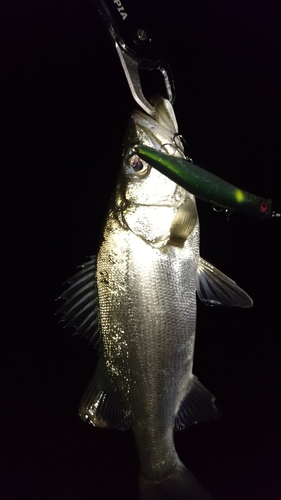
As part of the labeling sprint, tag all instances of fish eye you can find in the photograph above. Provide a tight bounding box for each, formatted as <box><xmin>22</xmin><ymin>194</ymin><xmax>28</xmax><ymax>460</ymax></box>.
<box><xmin>125</xmin><ymin>154</ymin><xmax>149</xmax><ymax>176</ymax></box>
<box><xmin>131</xmin><ymin>157</ymin><xmax>144</xmax><ymax>172</ymax></box>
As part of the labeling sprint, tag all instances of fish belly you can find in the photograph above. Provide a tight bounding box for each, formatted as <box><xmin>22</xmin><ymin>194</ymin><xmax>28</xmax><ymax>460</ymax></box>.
<box><xmin>97</xmin><ymin>211</ymin><xmax>200</xmax><ymax>479</ymax></box>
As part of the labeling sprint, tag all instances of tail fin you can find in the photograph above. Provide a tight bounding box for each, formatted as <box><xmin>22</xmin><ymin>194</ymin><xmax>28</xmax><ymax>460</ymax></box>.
<box><xmin>139</xmin><ymin>461</ymin><xmax>214</xmax><ymax>500</ymax></box>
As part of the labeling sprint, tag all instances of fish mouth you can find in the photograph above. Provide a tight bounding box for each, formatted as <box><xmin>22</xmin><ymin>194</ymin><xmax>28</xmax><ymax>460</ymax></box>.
<box><xmin>131</xmin><ymin>112</ymin><xmax>183</xmax><ymax>157</ymax></box>
<box><xmin>129</xmin><ymin>95</ymin><xmax>185</xmax><ymax>158</ymax></box>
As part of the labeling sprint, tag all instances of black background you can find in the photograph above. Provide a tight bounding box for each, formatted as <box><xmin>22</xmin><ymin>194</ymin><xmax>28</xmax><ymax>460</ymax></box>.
<box><xmin>2</xmin><ymin>1</ymin><xmax>281</xmax><ymax>499</ymax></box>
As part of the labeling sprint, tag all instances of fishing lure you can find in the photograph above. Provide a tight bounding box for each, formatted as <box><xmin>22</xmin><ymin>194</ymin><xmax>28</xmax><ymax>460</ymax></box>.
<box><xmin>134</xmin><ymin>144</ymin><xmax>278</xmax><ymax>219</ymax></box>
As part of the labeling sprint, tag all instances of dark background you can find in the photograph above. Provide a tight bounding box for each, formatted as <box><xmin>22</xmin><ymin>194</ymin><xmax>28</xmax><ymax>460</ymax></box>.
<box><xmin>2</xmin><ymin>1</ymin><xmax>281</xmax><ymax>499</ymax></box>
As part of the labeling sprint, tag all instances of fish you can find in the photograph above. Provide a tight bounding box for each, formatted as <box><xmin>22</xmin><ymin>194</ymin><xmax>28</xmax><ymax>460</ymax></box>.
<box><xmin>58</xmin><ymin>94</ymin><xmax>253</xmax><ymax>500</ymax></box>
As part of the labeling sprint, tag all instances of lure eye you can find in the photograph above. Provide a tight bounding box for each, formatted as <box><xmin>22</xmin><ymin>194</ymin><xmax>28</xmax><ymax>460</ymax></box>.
<box><xmin>260</xmin><ymin>201</ymin><xmax>268</xmax><ymax>213</ymax></box>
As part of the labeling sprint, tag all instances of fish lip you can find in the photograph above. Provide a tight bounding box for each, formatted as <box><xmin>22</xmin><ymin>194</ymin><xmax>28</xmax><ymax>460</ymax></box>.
<box><xmin>129</xmin><ymin>107</ymin><xmax>179</xmax><ymax>155</ymax></box>
<box><xmin>131</xmin><ymin>109</ymin><xmax>158</xmax><ymax>128</ymax></box>
<box><xmin>124</xmin><ymin>97</ymin><xmax>183</xmax><ymax>166</ymax></box>
<box><xmin>131</xmin><ymin>103</ymin><xmax>176</xmax><ymax>137</ymax></box>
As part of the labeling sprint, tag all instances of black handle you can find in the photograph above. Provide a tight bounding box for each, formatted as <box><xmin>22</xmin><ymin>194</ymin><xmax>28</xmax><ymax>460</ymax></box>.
<box><xmin>94</xmin><ymin>0</ymin><xmax>161</xmax><ymax>67</ymax></box>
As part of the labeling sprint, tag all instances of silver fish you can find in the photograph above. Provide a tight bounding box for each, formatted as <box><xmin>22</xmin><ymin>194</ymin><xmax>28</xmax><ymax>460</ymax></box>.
<box><xmin>58</xmin><ymin>95</ymin><xmax>252</xmax><ymax>500</ymax></box>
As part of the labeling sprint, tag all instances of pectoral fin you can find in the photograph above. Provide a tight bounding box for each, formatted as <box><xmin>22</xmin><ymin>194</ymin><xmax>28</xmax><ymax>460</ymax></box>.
<box><xmin>79</xmin><ymin>356</ymin><xmax>130</xmax><ymax>430</ymax></box>
<box><xmin>196</xmin><ymin>257</ymin><xmax>253</xmax><ymax>308</ymax></box>
<box><xmin>168</xmin><ymin>197</ymin><xmax>198</xmax><ymax>248</ymax></box>
<box><xmin>56</xmin><ymin>257</ymin><xmax>101</xmax><ymax>348</ymax></box>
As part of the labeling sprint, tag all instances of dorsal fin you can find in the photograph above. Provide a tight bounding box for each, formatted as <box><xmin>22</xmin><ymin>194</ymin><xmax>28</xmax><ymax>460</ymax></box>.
<box><xmin>196</xmin><ymin>257</ymin><xmax>253</xmax><ymax>308</ymax></box>
<box><xmin>79</xmin><ymin>356</ymin><xmax>130</xmax><ymax>430</ymax></box>
<box><xmin>56</xmin><ymin>257</ymin><xmax>101</xmax><ymax>348</ymax></box>
<box><xmin>174</xmin><ymin>376</ymin><xmax>220</xmax><ymax>431</ymax></box>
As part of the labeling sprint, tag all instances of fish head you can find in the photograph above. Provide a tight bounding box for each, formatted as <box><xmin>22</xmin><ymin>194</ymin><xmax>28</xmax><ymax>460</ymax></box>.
<box><xmin>116</xmin><ymin>95</ymin><xmax>198</xmax><ymax>248</ymax></box>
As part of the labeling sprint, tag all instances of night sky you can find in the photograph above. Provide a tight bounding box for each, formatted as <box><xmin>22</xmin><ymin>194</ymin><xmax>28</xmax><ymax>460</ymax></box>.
<box><xmin>2</xmin><ymin>1</ymin><xmax>281</xmax><ymax>499</ymax></box>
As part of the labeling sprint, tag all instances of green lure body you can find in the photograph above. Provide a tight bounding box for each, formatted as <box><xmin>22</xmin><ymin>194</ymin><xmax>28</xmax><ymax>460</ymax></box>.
<box><xmin>135</xmin><ymin>145</ymin><xmax>272</xmax><ymax>219</ymax></box>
